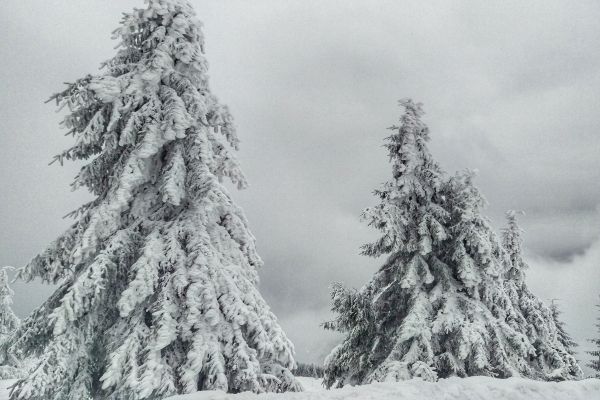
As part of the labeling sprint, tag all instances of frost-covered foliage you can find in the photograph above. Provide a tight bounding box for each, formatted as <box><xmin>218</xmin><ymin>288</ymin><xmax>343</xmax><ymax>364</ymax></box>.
<box><xmin>5</xmin><ymin>1</ymin><xmax>299</xmax><ymax>399</ymax></box>
<box><xmin>0</xmin><ymin>268</ymin><xmax>23</xmax><ymax>380</ymax></box>
<box><xmin>588</xmin><ymin>297</ymin><xmax>600</xmax><ymax>377</ymax></box>
<box><xmin>323</xmin><ymin>100</ymin><xmax>582</xmax><ymax>388</ymax></box>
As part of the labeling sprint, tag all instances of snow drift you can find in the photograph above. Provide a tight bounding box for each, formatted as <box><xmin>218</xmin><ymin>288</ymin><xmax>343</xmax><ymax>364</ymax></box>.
<box><xmin>164</xmin><ymin>377</ymin><xmax>600</xmax><ymax>400</ymax></box>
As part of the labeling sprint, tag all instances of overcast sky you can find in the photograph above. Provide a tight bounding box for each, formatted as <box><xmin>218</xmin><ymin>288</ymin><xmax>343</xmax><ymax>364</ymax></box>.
<box><xmin>1</xmin><ymin>0</ymin><xmax>599</xmax><ymax>373</ymax></box>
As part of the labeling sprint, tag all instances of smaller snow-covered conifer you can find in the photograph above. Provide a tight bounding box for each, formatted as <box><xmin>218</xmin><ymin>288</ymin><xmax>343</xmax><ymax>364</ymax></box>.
<box><xmin>324</xmin><ymin>101</ymin><xmax>583</xmax><ymax>389</ymax></box>
<box><xmin>324</xmin><ymin>101</ymin><xmax>541</xmax><ymax>388</ymax></box>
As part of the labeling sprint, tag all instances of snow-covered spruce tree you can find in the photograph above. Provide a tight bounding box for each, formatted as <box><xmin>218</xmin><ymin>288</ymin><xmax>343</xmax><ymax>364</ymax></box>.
<box><xmin>6</xmin><ymin>1</ymin><xmax>300</xmax><ymax>399</ymax></box>
<box><xmin>501</xmin><ymin>212</ymin><xmax>581</xmax><ymax>380</ymax></box>
<box><xmin>323</xmin><ymin>99</ymin><xmax>448</xmax><ymax>387</ymax></box>
<box><xmin>0</xmin><ymin>268</ymin><xmax>23</xmax><ymax>379</ymax></box>
<box><xmin>323</xmin><ymin>100</ymin><xmax>581</xmax><ymax>388</ymax></box>
<box><xmin>325</xmin><ymin>100</ymin><xmax>529</xmax><ymax>388</ymax></box>
<box><xmin>587</xmin><ymin>296</ymin><xmax>600</xmax><ymax>377</ymax></box>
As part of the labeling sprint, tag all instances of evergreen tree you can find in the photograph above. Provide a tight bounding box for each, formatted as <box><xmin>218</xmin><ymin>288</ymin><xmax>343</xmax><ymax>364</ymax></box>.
<box><xmin>323</xmin><ymin>100</ymin><xmax>581</xmax><ymax>388</ymax></box>
<box><xmin>0</xmin><ymin>268</ymin><xmax>22</xmax><ymax>379</ymax></box>
<box><xmin>325</xmin><ymin>100</ymin><xmax>521</xmax><ymax>387</ymax></box>
<box><xmin>587</xmin><ymin>296</ymin><xmax>600</xmax><ymax>378</ymax></box>
<box><xmin>6</xmin><ymin>1</ymin><xmax>299</xmax><ymax>398</ymax></box>
<box><xmin>324</xmin><ymin>100</ymin><xmax>447</xmax><ymax>387</ymax></box>
<box><xmin>501</xmin><ymin>212</ymin><xmax>581</xmax><ymax>380</ymax></box>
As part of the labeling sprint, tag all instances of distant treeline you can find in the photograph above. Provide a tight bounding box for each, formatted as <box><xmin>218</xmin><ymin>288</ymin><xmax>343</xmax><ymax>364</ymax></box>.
<box><xmin>294</xmin><ymin>362</ymin><xmax>325</xmax><ymax>378</ymax></box>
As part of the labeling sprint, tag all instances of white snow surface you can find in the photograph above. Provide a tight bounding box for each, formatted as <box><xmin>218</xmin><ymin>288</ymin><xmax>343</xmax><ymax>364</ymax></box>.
<box><xmin>0</xmin><ymin>381</ymin><xmax>15</xmax><ymax>400</ymax></box>
<box><xmin>164</xmin><ymin>377</ymin><xmax>600</xmax><ymax>400</ymax></box>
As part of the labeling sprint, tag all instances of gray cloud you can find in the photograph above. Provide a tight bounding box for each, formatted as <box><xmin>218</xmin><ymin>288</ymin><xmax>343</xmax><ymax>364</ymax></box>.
<box><xmin>1</xmin><ymin>0</ymin><xmax>600</xmax><ymax>373</ymax></box>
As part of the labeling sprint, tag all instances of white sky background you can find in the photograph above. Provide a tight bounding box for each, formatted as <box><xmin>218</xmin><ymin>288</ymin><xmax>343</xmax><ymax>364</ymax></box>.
<box><xmin>1</xmin><ymin>0</ymin><xmax>599</xmax><ymax>373</ymax></box>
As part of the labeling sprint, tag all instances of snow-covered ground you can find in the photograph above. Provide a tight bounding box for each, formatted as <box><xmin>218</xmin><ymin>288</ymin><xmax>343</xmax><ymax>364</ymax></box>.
<box><xmin>0</xmin><ymin>377</ymin><xmax>598</xmax><ymax>399</ymax></box>
<box><xmin>0</xmin><ymin>381</ymin><xmax>15</xmax><ymax>400</ymax></box>
<box><xmin>165</xmin><ymin>377</ymin><xmax>600</xmax><ymax>400</ymax></box>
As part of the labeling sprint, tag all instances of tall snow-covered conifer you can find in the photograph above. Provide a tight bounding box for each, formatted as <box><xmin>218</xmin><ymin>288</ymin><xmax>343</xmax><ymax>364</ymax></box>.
<box><xmin>6</xmin><ymin>1</ymin><xmax>299</xmax><ymax>398</ymax></box>
<box><xmin>587</xmin><ymin>296</ymin><xmax>600</xmax><ymax>377</ymax></box>
<box><xmin>323</xmin><ymin>100</ymin><xmax>581</xmax><ymax>388</ymax></box>
<box><xmin>501</xmin><ymin>212</ymin><xmax>581</xmax><ymax>380</ymax></box>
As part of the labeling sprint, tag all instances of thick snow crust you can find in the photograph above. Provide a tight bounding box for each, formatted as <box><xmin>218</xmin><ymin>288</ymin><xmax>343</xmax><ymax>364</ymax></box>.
<box><xmin>164</xmin><ymin>377</ymin><xmax>600</xmax><ymax>400</ymax></box>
